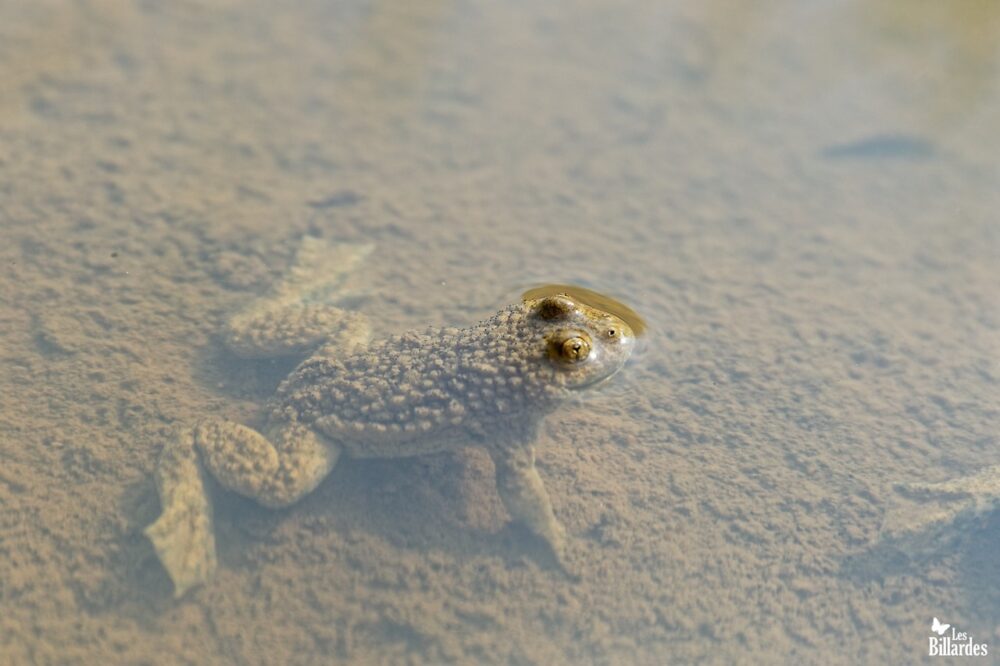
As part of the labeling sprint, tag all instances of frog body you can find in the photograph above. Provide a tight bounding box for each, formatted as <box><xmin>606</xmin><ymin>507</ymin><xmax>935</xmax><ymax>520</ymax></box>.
<box><xmin>145</xmin><ymin>238</ymin><xmax>637</xmax><ymax>597</ymax></box>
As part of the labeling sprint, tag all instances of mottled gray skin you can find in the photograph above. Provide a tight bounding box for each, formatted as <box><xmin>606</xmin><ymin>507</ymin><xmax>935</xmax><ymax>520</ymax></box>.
<box><xmin>274</xmin><ymin>305</ymin><xmax>610</xmax><ymax>456</ymax></box>
<box><xmin>145</xmin><ymin>239</ymin><xmax>637</xmax><ymax>597</ymax></box>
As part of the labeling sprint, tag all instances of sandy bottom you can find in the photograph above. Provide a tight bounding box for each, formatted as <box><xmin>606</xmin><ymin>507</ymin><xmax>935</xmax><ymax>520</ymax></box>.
<box><xmin>1</xmin><ymin>0</ymin><xmax>997</xmax><ymax>663</ymax></box>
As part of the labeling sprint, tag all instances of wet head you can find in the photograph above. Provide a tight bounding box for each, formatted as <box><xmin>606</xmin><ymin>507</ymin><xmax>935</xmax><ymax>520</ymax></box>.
<box><xmin>525</xmin><ymin>292</ymin><xmax>638</xmax><ymax>390</ymax></box>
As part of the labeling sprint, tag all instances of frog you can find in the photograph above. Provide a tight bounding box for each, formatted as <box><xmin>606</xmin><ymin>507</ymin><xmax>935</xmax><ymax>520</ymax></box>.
<box><xmin>145</xmin><ymin>237</ymin><xmax>639</xmax><ymax>597</ymax></box>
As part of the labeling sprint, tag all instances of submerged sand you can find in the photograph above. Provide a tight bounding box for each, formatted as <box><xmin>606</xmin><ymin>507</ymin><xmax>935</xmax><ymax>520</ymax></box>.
<box><xmin>1</xmin><ymin>0</ymin><xmax>997</xmax><ymax>663</ymax></box>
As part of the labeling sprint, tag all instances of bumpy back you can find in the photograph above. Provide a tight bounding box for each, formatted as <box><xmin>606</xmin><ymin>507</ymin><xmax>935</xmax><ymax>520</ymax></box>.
<box><xmin>268</xmin><ymin>303</ymin><xmax>565</xmax><ymax>436</ymax></box>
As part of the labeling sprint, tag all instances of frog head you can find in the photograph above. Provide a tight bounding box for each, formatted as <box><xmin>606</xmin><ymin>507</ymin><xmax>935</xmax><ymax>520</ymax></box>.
<box><xmin>526</xmin><ymin>293</ymin><xmax>637</xmax><ymax>390</ymax></box>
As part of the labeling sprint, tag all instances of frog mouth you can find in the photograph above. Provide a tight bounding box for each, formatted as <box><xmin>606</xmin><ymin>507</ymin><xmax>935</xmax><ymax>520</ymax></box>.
<box><xmin>568</xmin><ymin>375</ymin><xmax>612</xmax><ymax>390</ymax></box>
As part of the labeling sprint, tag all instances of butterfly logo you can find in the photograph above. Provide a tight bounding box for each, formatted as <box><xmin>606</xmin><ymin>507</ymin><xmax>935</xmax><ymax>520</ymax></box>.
<box><xmin>931</xmin><ymin>618</ymin><xmax>951</xmax><ymax>636</ymax></box>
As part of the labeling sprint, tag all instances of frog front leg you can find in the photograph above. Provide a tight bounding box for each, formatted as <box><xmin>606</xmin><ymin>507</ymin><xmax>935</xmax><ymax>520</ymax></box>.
<box><xmin>490</xmin><ymin>444</ymin><xmax>570</xmax><ymax>572</ymax></box>
<box><xmin>146</xmin><ymin>420</ymin><xmax>341</xmax><ymax>597</ymax></box>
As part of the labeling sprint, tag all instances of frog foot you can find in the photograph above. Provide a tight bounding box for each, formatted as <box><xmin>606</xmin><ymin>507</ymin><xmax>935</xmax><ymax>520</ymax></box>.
<box><xmin>881</xmin><ymin>465</ymin><xmax>1000</xmax><ymax>542</ymax></box>
<box><xmin>145</xmin><ymin>428</ymin><xmax>217</xmax><ymax>598</ymax></box>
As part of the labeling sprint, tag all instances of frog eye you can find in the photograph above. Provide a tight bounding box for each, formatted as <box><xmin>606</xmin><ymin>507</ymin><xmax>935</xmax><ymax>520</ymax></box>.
<box><xmin>535</xmin><ymin>295</ymin><xmax>576</xmax><ymax>321</ymax></box>
<box><xmin>607</xmin><ymin>328</ymin><xmax>617</xmax><ymax>338</ymax></box>
<box><xmin>552</xmin><ymin>335</ymin><xmax>591</xmax><ymax>364</ymax></box>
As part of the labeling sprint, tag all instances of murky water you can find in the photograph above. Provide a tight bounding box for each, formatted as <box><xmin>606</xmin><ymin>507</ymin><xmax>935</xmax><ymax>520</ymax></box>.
<box><xmin>1</xmin><ymin>0</ymin><xmax>997</xmax><ymax>663</ymax></box>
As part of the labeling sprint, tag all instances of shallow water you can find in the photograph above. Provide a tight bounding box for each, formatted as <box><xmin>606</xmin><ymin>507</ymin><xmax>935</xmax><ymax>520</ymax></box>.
<box><xmin>1</xmin><ymin>0</ymin><xmax>997</xmax><ymax>663</ymax></box>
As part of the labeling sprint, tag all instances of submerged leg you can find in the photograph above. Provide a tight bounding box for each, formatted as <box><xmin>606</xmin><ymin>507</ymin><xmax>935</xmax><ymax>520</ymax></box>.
<box><xmin>882</xmin><ymin>465</ymin><xmax>1000</xmax><ymax>540</ymax></box>
<box><xmin>898</xmin><ymin>465</ymin><xmax>1000</xmax><ymax>502</ymax></box>
<box><xmin>145</xmin><ymin>420</ymin><xmax>341</xmax><ymax>596</ymax></box>
<box><xmin>145</xmin><ymin>427</ymin><xmax>218</xmax><ymax>598</ymax></box>
<box><xmin>224</xmin><ymin>305</ymin><xmax>371</xmax><ymax>359</ymax></box>
<box><xmin>223</xmin><ymin>238</ymin><xmax>374</xmax><ymax>358</ymax></box>
<box><xmin>491</xmin><ymin>445</ymin><xmax>569</xmax><ymax>570</ymax></box>
<box><xmin>197</xmin><ymin>420</ymin><xmax>341</xmax><ymax>509</ymax></box>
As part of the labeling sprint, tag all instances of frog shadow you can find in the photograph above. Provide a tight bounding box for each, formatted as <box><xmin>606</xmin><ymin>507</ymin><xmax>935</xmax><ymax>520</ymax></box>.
<box><xmin>840</xmin><ymin>508</ymin><xmax>1000</xmax><ymax>618</ymax></box>
<box><xmin>121</xmin><ymin>449</ymin><xmax>563</xmax><ymax>613</ymax></box>
<box><xmin>192</xmin><ymin>340</ymin><xmax>302</xmax><ymax>402</ymax></box>
<box><xmin>216</xmin><ymin>448</ymin><xmax>567</xmax><ymax>575</ymax></box>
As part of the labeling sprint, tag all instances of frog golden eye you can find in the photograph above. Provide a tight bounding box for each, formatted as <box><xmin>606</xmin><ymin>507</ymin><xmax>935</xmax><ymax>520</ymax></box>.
<box><xmin>555</xmin><ymin>335</ymin><xmax>591</xmax><ymax>363</ymax></box>
<box><xmin>607</xmin><ymin>328</ymin><xmax>616</xmax><ymax>338</ymax></box>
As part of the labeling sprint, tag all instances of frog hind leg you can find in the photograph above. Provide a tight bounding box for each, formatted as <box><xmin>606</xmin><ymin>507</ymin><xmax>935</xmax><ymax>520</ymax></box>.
<box><xmin>882</xmin><ymin>465</ymin><xmax>1000</xmax><ymax>540</ymax></box>
<box><xmin>899</xmin><ymin>465</ymin><xmax>1000</xmax><ymax>504</ymax></box>
<box><xmin>196</xmin><ymin>420</ymin><xmax>342</xmax><ymax>509</ymax></box>
<box><xmin>223</xmin><ymin>239</ymin><xmax>374</xmax><ymax>359</ymax></box>
<box><xmin>224</xmin><ymin>303</ymin><xmax>371</xmax><ymax>359</ymax></box>
<box><xmin>146</xmin><ymin>420</ymin><xmax>341</xmax><ymax>597</ymax></box>
<box><xmin>490</xmin><ymin>445</ymin><xmax>572</xmax><ymax>574</ymax></box>
<box><xmin>144</xmin><ymin>426</ymin><xmax>218</xmax><ymax>598</ymax></box>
